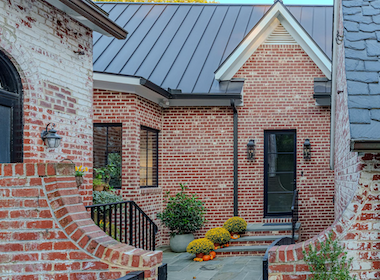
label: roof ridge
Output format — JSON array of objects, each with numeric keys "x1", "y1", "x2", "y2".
[{"x1": 95, "y1": 2, "x2": 333, "y2": 7}]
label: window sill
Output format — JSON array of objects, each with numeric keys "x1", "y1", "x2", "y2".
[{"x1": 140, "y1": 187, "x2": 162, "y2": 195}]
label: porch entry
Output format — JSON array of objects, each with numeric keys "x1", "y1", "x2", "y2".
[{"x1": 264, "y1": 130, "x2": 296, "y2": 217}]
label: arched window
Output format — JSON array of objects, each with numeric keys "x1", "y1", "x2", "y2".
[{"x1": 0, "y1": 51, "x2": 23, "y2": 163}]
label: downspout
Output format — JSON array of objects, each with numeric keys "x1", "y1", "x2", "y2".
[
  {"x1": 231, "y1": 99, "x2": 238, "y2": 216},
  {"x1": 330, "y1": 0, "x2": 340, "y2": 169}
]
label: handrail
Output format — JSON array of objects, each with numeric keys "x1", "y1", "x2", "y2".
[
  {"x1": 291, "y1": 189, "x2": 299, "y2": 243},
  {"x1": 262, "y1": 237, "x2": 294, "y2": 280},
  {"x1": 86, "y1": 200, "x2": 158, "y2": 251}
]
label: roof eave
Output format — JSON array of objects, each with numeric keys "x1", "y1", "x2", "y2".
[{"x1": 45, "y1": 0, "x2": 128, "y2": 39}]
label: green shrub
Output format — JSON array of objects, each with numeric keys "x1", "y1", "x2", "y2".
[
  {"x1": 157, "y1": 183, "x2": 206, "y2": 237},
  {"x1": 93, "y1": 191, "x2": 124, "y2": 205},
  {"x1": 186, "y1": 238, "x2": 214, "y2": 255},
  {"x1": 223, "y1": 217, "x2": 247, "y2": 233},
  {"x1": 205, "y1": 227, "x2": 231, "y2": 244},
  {"x1": 303, "y1": 232, "x2": 356, "y2": 280}
]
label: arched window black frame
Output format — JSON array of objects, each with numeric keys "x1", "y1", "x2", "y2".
[{"x1": 0, "y1": 51, "x2": 23, "y2": 163}]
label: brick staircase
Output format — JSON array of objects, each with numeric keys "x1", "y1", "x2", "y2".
[{"x1": 215, "y1": 222, "x2": 301, "y2": 256}]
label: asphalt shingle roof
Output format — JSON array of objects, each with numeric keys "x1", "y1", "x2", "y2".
[
  {"x1": 93, "y1": 3, "x2": 333, "y2": 95},
  {"x1": 343, "y1": 0, "x2": 380, "y2": 140}
]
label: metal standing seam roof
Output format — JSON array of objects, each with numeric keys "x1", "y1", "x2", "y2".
[
  {"x1": 343, "y1": 0, "x2": 380, "y2": 142},
  {"x1": 93, "y1": 3, "x2": 333, "y2": 95}
]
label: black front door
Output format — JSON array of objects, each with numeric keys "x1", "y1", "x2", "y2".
[{"x1": 264, "y1": 130, "x2": 296, "y2": 217}]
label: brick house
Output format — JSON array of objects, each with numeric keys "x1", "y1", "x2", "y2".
[
  {"x1": 0, "y1": 1, "x2": 163, "y2": 279},
  {"x1": 92, "y1": 0, "x2": 335, "y2": 250}
]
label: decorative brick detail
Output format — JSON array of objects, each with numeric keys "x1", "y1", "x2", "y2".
[{"x1": 0, "y1": 163, "x2": 162, "y2": 279}]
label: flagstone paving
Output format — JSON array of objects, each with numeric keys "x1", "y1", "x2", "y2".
[{"x1": 160, "y1": 246, "x2": 263, "y2": 280}]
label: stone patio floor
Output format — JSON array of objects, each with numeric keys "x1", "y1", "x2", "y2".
[{"x1": 160, "y1": 246, "x2": 263, "y2": 280}]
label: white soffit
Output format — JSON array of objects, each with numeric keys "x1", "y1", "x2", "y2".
[
  {"x1": 93, "y1": 72, "x2": 163, "y2": 104},
  {"x1": 214, "y1": 2, "x2": 332, "y2": 81}
]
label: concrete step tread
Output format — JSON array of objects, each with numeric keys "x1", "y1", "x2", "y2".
[
  {"x1": 229, "y1": 234, "x2": 299, "y2": 242},
  {"x1": 246, "y1": 222, "x2": 301, "y2": 232},
  {"x1": 216, "y1": 245, "x2": 268, "y2": 252}
]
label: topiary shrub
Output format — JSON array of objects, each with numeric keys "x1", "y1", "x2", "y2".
[
  {"x1": 223, "y1": 217, "x2": 247, "y2": 233},
  {"x1": 205, "y1": 227, "x2": 231, "y2": 245},
  {"x1": 303, "y1": 232, "x2": 357, "y2": 280},
  {"x1": 186, "y1": 238, "x2": 214, "y2": 255}
]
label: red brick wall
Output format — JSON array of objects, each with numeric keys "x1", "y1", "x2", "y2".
[
  {"x1": 93, "y1": 90, "x2": 164, "y2": 244},
  {"x1": 94, "y1": 44, "x2": 334, "y2": 244},
  {"x1": 0, "y1": 163, "x2": 162, "y2": 279}
]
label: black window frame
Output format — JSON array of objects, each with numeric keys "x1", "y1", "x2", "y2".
[
  {"x1": 93, "y1": 123, "x2": 122, "y2": 189},
  {"x1": 263, "y1": 129, "x2": 297, "y2": 217},
  {"x1": 140, "y1": 126, "x2": 159, "y2": 188},
  {"x1": 0, "y1": 51, "x2": 23, "y2": 163}
]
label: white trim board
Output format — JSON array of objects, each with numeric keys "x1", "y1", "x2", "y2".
[
  {"x1": 214, "y1": 2, "x2": 332, "y2": 81},
  {"x1": 93, "y1": 72, "x2": 165, "y2": 105}
]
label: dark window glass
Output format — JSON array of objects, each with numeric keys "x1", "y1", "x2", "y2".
[
  {"x1": 0, "y1": 51, "x2": 23, "y2": 163},
  {"x1": 140, "y1": 126, "x2": 158, "y2": 188},
  {"x1": 93, "y1": 124, "x2": 122, "y2": 189}
]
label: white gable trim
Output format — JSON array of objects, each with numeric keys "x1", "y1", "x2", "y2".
[{"x1": 215, "y1": 2, "x2": 332, "y2": 81}]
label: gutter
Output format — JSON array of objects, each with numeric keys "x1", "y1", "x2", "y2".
[
  {"x1": 140, "y1": 78, "x2": 172, "y2": 99},
  {"x1": 231, "y1": 100, "x2": 239, "y2": 217},
  {"x1": 46, "y1": 0, "x2": 128, "y2": 39},
  {"x1": 330, "y1": 0, "x2": 340, "y2": 169},
  {"x1": 350, "y1": 140, "x2": 380, "y2": 152}
]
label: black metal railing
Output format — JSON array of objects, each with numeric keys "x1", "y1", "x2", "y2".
[
  {"x1": 291, "y1": 189, "x2": 299, "y2": 243},
  {"x1": 116, "y1": 264, "x2": 167, "y2": 280},
  {"x1": 86, "y1": 201, "x2": 158, "y2": 251},
  {"x1": 262, "y1": 237, "x2": 294, "y2": 280}
]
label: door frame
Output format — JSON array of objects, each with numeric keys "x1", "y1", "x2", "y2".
[{"x1": 263, "y1": 129, "x2": 297, "y2": 217}]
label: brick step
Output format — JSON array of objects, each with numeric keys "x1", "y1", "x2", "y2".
[{"x1": 215, "y1": 245, "x2": 268, "y2": 254}]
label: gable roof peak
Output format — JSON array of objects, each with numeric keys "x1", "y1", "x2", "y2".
[{"x1": 214, "y1": 1, "x2": 332, "y2": 81}]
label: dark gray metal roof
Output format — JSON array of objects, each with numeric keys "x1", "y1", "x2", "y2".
[
  {"x1": 93, "y1": 3, "x2": 333, "y2": 95},
  {"x1": 343, "y1": 0, "x2": 380, "y2": 141}
]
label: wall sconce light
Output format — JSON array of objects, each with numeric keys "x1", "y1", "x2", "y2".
[
  {"x1": 247, "y1": 139, "x2": 255, "y2": 160},
  {"x1": 41, "y1": 123, "x2": 62, "y2": 148},
  {"x1": 303, "y1": 139, "x2": 311, "y2": 160}
]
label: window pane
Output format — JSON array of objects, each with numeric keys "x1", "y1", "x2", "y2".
[
  {"x1": 0, "y1": 105, "x2": 11, "y2": 163},
  {"x1": 93, "y1": 124, "x2": 122, "y2": 189},
  {"x1": 140, "y1": 127, "x2": 158, "y2": 187}
]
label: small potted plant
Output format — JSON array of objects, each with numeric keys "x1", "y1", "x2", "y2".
[
  {"x1": 205, "y1": 227, "x2": 231, "y2": 249},
  {"x1": 223, "y1": 217, "x2": 247, "y2": 239},
  {"x1": 186, "y1": 238, "x2": 214, "y2": 261},
  {"x1": 75, "y1": 165, "x2": 88, "y2": 187},
  {"x1": 157, "y1": 183, "x2": 206, "y2": 252},
  {"x1": 93, "y1": 165, "x2": 115, "y2": 191}
]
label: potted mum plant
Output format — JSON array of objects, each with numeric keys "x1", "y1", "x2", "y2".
[
  {"x1": 205, "y1": 227, "x2": 231, "y2": 249},
  {"x1": 186, "y1": 238, "x2": 215, "y2": 261},
  {"x1": 157, "y1": 183, "x2": 206, "y2": 252},
  {"x1": 223, "y1": 217, "x2": 247, "y2": 239}
]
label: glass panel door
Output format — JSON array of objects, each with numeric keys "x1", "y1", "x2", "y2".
[{"x1": 264, "y1": 130, "x2": 296, "y2": 216}]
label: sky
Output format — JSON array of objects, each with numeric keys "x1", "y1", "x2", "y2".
[{"x1": 217, "y1": 0, "x2": 333, "y2": 4}]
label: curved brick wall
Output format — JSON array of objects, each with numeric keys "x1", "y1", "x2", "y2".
[
  {"x1": 268, "y1": 158, "x2": 380, "y2": 280},
  {"x1": 0, "y1": 163, "x2": 162, "y2": 280}
]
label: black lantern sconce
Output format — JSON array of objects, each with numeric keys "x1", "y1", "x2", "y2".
[
  {"x1": 303, "y1": 139, "x2": 311, "y2": 160},
  {"x1": 41, "y1": 123, "x2": 62, "y2": 148},
  {"x1": 247, "y1": 139, "x2": 255, "y2": 160}
]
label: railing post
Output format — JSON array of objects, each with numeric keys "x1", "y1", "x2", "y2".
[{"x1": 129, "y1": 202, "x2": 133, "y2": 246}]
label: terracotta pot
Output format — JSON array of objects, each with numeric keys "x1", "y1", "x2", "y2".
[
  {"x1": 93, "y1": 184, "x2": 104, "y2": 192},
  {"x1": 75, "y1": 176, "x2": 83, "y2": 187},
  {"x1": 196, "y1": 253, "x2": 205, "y2": 258}
]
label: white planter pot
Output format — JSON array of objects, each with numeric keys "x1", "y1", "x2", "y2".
[{"x1": 169, "y1": 233, "x2": 194, "y2": 253}]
